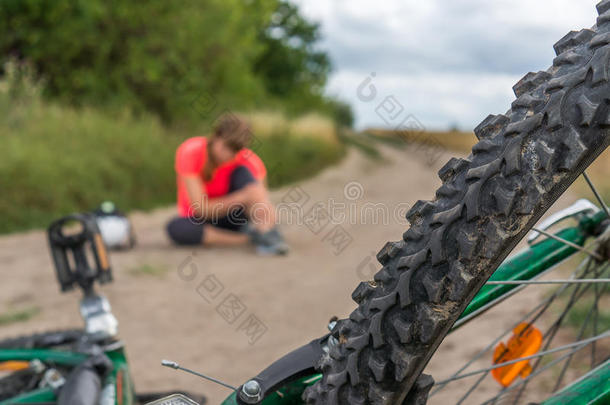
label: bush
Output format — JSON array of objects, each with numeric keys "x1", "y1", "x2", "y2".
[
  {"x1": 257, "y1": 133, "x2": 344, "y2": 188},
  {"x1": 0, "y1": 84, "x2": 181, "y2": 233}
]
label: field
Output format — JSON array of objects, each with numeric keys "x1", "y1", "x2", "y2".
[{"x1": 367, "y1": 128, "x2": 610, "y2": 202}]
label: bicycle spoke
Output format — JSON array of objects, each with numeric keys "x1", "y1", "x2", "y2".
[
  {"x1": 430, "y1": 258, "x2": 592, "y2": 398},
  {"x1": 455, "y1": 372, "x2": 487, "y2": 405},
  {"x1": 530, "y1": 227, "x2": 604, "y2": 261},
  {"x1": 510, "y1": 261, "x2": 607, "y2": 404},
  {"x1": 590, "y1": 275, "x2": 603, "y2": 368},
  {"x1": 583, "y1": 171, "x2": 610, "y2": 220},
  {"x1": 432, "y1": 332, "x2": 610, "y2": 384},
  {"x1": 552, "y1": 279, "x2": 608, "y2": 391},
  {"x1": 482, "y1": 341, "x2": 595, "y2": 405},
  {"x1": 452, "y1": 259, "x2": 574, "y2": 330},
  {"x1": 430, "y1": 297, "x2": 553, "y2": 397},
  {"x1": 431, "y1": 251, "x2": 609, "y2": 403},
  {"x1": 430, "y1": 280, "x2": 566, "y2": 396}
]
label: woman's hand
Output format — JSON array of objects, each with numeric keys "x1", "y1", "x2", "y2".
[{"x1": 183, "y1": 174, "x2": 269, "y2": 221}]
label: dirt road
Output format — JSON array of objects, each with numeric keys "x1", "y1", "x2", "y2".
[{"x1": 0, "y1": 144, "x2": 578, "y2": 404}]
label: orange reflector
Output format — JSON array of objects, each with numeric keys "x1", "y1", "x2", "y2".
[
  {"x1": 491, "y1": 322, "x2": 542, "y2": 387},
  {"x1": 0, "y1": 361, "x2": 30, "y2": 372}
]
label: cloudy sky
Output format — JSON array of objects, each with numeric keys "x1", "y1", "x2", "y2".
[{"x1": 293, "y1": 0, "x2": 599, "y2": 130}]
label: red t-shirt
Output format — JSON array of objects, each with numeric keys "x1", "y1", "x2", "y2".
[{"x1": 175, "y1": 136, "x2": 266, "y2": 217}]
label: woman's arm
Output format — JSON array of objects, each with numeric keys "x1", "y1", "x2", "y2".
[
  {"x1": 182, "y1": 174, "x2": 257, "y2": 219},
  {"x1": 182, "y1": 175, "x2": 207, "y2": 217}
]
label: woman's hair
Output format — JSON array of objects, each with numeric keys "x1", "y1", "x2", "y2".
[
  {"x1": 204, "y1": 114, "x2": 252, "y2": 181},
  {"x1": 212, "y1": 114, "x2": 252, "y2": 152}
]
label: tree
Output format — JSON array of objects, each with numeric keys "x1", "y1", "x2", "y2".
[
  {"x1": 253, "y1": 1, "x2": 331, "y2": 106},
  {"x1": 0, "y1": 0, "x2": 351, "y2": 125},
  {"x1": 0, "y1": 0, "x2": 272, "y2": 122}
]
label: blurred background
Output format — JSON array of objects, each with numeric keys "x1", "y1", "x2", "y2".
[
  {"x1": 0, "y1": 0, "x2": 607, "y2": 233},
  {"x1": 0, "y1": 1, "x2": 609, "y2": 404}
]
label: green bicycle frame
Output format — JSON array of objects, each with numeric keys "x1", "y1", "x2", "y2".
[
  {"x1": 542, "y1": 361, "x2": 610, "y2": 405},
  {"x1": 222, "y1": 210, "x2": 609, "y2": 405},
  {"x1": 0, "y1": 345, "x2": 136, "y2": 405}
]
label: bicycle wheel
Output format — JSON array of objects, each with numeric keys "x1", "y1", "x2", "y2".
[{"x1": 304, "y1": 2, "x2": 610, "y2": 404}]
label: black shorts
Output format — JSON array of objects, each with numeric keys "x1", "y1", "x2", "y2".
[{"x1": 166, "y1": 165, "x2": 255, "y2": 245}]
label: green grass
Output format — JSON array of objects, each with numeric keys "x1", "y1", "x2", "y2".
[
  {"x1": 259, "y1": 133, "x2": 346, "y2": 187},
  {"x1": 0, "y1": 306, "x2": 41, "y2": 326},
  {"x1": 128, "y1": 264, "x2": 169, "y2": 277},
  {"x1": 0, "y1": 84, "x2": 345, "y2": 234},
  {"x1": 0, "y1": 90, "x2": 182, "y2": 233}
]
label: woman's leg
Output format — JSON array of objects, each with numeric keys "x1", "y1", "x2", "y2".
[
  {"x1": 204, "y1": 226, "x2": 249, "y2": 246},
  {"x1": 240, "y1": 182, "x2": 275, "y2": 232},
  {"x1": 224, "y1": 166, "x2": 286, "y2": 254},
  {"x1": 166, "y1": 217, "x2": 203, "y2": 245},
  {"x1": 166, "y1": 217, "x2": 248, "y2": 246},
  {"x1": 221, "y1": 165, "x2": 276, "y2": 231}
]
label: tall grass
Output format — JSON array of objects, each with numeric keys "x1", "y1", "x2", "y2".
[
  {"x1": 1, "y1": 103, "x2": 181, "y2": 233},
  {"x1": 257, "y1": 133, "x2": 344, "y2": 188},
  {"x1": 289, "y1": 113, "x2": 338, "y2": 143},
  {"x1": 0, "y1": 65, "x2": 345, "y2": 234},
  {"x1": 245, "y1": 111, "x2": 338, "y2": 143},
  {"x1": 243, "y1": 111, "x2": 344, "y2": 187}
]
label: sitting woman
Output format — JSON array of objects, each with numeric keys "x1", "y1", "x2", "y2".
[{"x1": 166, "y1": 114, "x2": 288, "y2": 255}]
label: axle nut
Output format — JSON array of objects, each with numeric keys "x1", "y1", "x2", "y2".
[{"x1": 240, "y1": 380, "x2": 262, "y2": 403}]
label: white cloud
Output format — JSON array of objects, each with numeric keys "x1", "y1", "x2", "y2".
[
  {"x1": 293, "y1": 0, "x2": 599, "y2": 130},
  {"x1": 329, "y1": 70, "x2": 516, "y2": 130}
]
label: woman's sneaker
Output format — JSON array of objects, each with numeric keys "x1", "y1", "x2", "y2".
[{"x1": 248, "y1": 227, "x2": 289, "y2": 256}]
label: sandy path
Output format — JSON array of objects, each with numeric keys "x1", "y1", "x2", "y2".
[{"x1": 0, "y1": 144, "x2": 578, "y2": 404}]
